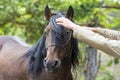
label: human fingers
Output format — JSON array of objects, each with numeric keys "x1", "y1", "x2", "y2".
[
  {"x1": 56, "y1": 22, "x2": 64, "y2": 26},
  {"x1": 56, "y1": 17, "x2": 64, "y2": 23},
  {"x1": 56, "y1": 18, "x2": 63, "y2": 26}
]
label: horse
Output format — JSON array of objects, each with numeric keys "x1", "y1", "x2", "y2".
[{"x1": 0, "y1": 6, "x2": 79, "y2": 80}]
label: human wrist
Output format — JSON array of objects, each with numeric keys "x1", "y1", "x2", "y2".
[
  {"x1": 70, "y1": 24, "x2": 79, "y2": 30},
  {"x1": 94, "y1": 28, "x2": 101, "y2": 33}
]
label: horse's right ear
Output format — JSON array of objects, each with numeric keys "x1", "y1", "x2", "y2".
[
  {"x1": 45, "y1": 5, "x2": 52, "y2": 21},
  {"x1": 66, "y1": 6, "x2": 74, "y2": 20}
]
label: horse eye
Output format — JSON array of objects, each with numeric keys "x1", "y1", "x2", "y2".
[
  {"x1": 66, "y1": 31, "x2": 71, "y2": 35},
  {"x1": 44, "y1": 29, "x2": 49, "y2": 35},
  {"x1": 45, "y1": 32, "x2": 48, "y2": 37},
  {"x1": 67, "y1": 32, "x2": 69, "y2": 34}
]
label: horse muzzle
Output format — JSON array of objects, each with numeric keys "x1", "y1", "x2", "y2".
[{"x1": 43, "y1": 58, "x2": 60, "y2": 73}]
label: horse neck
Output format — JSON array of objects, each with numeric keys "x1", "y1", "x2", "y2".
[
  {"x1": 61, "y1": 57, "x2": 72, "y2": 71},
  {"x1": 61, "y1": 41, "x2": 73, "y2": 71},
  {"x1": 58, "y1": 57, "x2": 73, "y2": 80}
]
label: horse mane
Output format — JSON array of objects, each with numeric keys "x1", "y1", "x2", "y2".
[
  {"x1": 71, "y1": 36, "x2": 79, "y2": 68},
  {"x1": 25, "y1": 13, "x2": 79, "y2": 78},
  {"x1": 25, "y1": 34, "x2": 46, "y2": 77}
]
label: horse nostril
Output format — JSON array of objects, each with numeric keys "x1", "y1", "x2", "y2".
[
  {"x1": 52, "y1": 60, "x2": 58, "y2": 68},
  {"x1": 43, "y1": 59, "x2": 59, "y2": 69}
]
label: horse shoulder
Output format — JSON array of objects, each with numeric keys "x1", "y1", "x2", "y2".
[{"x1": 0, "y1": 36, "x2": 31, "y2": 80}]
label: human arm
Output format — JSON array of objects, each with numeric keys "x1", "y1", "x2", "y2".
[
  {"x1": 73, "y1": 26, "x2": 120, "y2": 58},
  {"x1": 56, "y1": 17, "x2": 120, "y2": 58},
  {"x1": 86, "y1": 27, "x2": 120, "y2": 40}
]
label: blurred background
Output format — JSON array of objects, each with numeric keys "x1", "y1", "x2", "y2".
[{"x1": 0, "y1": 0, "x2": 120, "y2": 80}]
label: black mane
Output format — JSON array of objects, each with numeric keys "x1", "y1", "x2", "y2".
[
  {"x1": 26, "y1": 34, "x2": 46, "y2": 77},
  {"x1": 26, "y1": 13, "x2": 79, "y2": 78}
]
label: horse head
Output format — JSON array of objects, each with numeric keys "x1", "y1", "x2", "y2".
[{"x1": 43, "y1": 6, "x2": 78, "y2": 73}]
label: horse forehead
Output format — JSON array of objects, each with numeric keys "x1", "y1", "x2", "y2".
[{"x1": 50, "y1": 18, "x2": 66, "y2": 34}]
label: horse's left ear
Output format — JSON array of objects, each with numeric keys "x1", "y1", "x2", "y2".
[
  {"x1": 66, "y1": 6, "x2": 74, "y2": 20},
  {"x1": 45, "y1": 5, "x2": 52, "y2": 21}
]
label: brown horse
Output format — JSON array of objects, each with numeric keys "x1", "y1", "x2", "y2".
[{"x1": 0, "y1": 6, "x2": 79, "y2": 80}]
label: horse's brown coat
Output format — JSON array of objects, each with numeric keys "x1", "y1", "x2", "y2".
[{"x1": 0, "y1": 36, "x2": 30, "y2": 80}]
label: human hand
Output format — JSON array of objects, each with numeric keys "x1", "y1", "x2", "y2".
[{"x1": 56, "y1": 17, "x2": 77, "y2": 30}]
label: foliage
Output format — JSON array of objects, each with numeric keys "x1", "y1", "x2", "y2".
[
  {"x1": 107, "y1": 58, "x2": 119, "y2": 66},
  {"x1": 96, "y1": 71, "x2": 115, "y2": 80},
  {"x1": 1, "y1": 0, "x2": 120, "y2": 43}
]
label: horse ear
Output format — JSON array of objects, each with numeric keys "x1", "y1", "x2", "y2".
[
  {"x1": 45, "y1": 5, "x2": 52, "y2": 21},
  {"x1": 66, "y1": 6, "x2": 74, "y2": 20}
]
